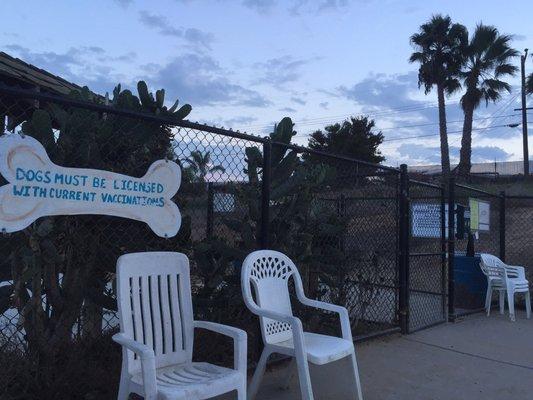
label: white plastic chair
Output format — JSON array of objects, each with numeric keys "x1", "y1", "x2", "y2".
[
  {"x1": 113, "y1": 252, "x2": 247, "y2": 400},
  {"x1": 479, "y1": 253, "x2": 531, "y2": 321},
  {"x1": 241, "y1": 250, "x2": 363, "y2": 400}
]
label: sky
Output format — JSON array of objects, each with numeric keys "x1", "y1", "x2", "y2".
[{"x1": 1, "y1": 0, "x2": 532, "y2": 167}]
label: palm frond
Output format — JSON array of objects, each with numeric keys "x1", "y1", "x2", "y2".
[
  {"x1": 209, "y1": 165, "x2": 226, "y2": 173},
  {"x1": 460, "y1": 23, "x2": 518, "y2": 110}
]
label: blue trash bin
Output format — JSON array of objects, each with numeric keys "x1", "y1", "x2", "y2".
[{"x1": 454, "y1": 254, "x2": 488, "y2": 309}]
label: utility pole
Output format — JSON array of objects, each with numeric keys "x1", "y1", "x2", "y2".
[{"x1": 521, "y1": 49, "x2": 529, "y2": 177}]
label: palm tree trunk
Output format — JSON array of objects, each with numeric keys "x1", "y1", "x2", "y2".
[
  {"x1": 458, "y1": 101, "x2": 474, "y2": 176},
  {"x1": 437, "y1": 84, "x2": 451, "y2": 176}
]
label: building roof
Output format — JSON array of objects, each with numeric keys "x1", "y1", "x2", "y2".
[{"x1": 0, "y1": 51, "x2": 83, "y2": 95}]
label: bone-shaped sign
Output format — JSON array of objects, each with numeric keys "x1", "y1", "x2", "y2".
[{"x1": 0, "y1": 134, "x2": 181, "y2": 237}]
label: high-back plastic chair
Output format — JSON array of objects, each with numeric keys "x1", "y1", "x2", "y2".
[
  {"x1": 241, "y1": 250, "x2": 363, "y2": 400},
  {"x1": 479, "y1": 253, "x2": 531, "y2": 321},
  {"x1": 113, "y1": 252, "x2": 247, "y2": 400}
]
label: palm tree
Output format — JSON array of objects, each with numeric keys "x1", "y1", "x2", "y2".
[
  {"x1": 184, "y1": 150, "x2": 225, "y2": 182},
  {"x1": 409, "y1": 15, "x2": 467, "y2": 176},
  {"x1": 527, "y1": 72, "x2": 533, "y2": 94},
  {"x1": 456, "y1": 24, "x2": 518, "y2": 175}
]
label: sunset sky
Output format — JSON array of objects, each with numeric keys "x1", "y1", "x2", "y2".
[{"x1": 2, "y1": 0, "x2": 532, "y2": 166}]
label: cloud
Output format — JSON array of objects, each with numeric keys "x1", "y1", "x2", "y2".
[
  {"x1": 144, "y1": 54, "x2": 271, "y2": 107},
  {"x1": 111, "y1": 51, "x2": 137, "y2": 62},
  {"x1": 113, "y1": 0, "x2": 133, "y2": 8},
  {"x1": 397, "y1": 143, "x2": 511, "y2": 165},
  {"x1": 139, "y1": 11, "x2": 183, "y2": 37},
  {"x1": 397, "y1": 144, "x2": 442, "y2": 164},
  {"x1": 4, "y1": 45, "x2": 123, "y2": 94},
  {"x1": 138, "y1": 11, "x2": 214, "y2": 49},
  {"x1": 319, "y1": 102, "x2": 329, "y2": 109},
  {"x1": 337, "y1": 71, "x2": 468, "y2": 128},
  {"x1": 279, "y1": 107, "x2": 297, "y2": 113},
  {"x1": 224, "y1": 116, "x2": 258, "y2": 127},
  {"x1": 316, "y1": 0, "x2": 351, "y2": 12},
  {"x1": 253, "y1": 56, "x2": 317, "y2": 86},
  {"x1": 242, "y1": 0, "x2": 277, "y2": 13},
  {"x1": 291, "y1": 96, "x2": 306, "y2": 105},
  {"x1": 183, "y1": 28, "x2": 215, "y2": 49},
  {"x1": 471, "y1": 146, "x2": 512, "y2": 163},
  {"x1": 289, "y1": 0, "x2": 352, "y2": 15},
  {"x1": 338, "y1": 71, "x2": 422, "y2": 110},
  {"x1": 240, "y1": 0, "x2": 352, "y2": 15}
]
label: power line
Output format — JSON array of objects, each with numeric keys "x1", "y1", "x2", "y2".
[
  {"x1": 447, "y1": 93, "x2": 520, "y2": 148},
  {"x1": 242, "y1": 95, "x2": 519, "y2": 133},
  {"x1": 377, "y1": 113, "x2": 521, "y2": 132},
  {"x1": 293, "y1": 113, "x2": 521, "y2": 141},
  {"x1": 239, "y1": 100, "x2": 462, "y2": 130},
  {"x1": 382, "y1": 123, "x2": 521, "y2": 143}
]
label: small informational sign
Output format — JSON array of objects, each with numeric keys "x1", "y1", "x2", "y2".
[
  {"x1": 0, "y1": 134, "x2": 181, "y2": 237},
  {"x1": 213, "y1": 192, "x2": 235, "y2": 213},
  {"x1": 411, "y1": 203, "x2": 442, "y2": 238},
  {"x1": 469, "y1": 198, "x2": 490, "y2": 232}
]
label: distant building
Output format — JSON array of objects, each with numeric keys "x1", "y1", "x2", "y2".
[{"x1": 409, "y1": 160, "x2": 533, "y2": 177}]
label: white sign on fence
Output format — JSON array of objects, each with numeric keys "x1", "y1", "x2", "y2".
[
  {"x1": 0, "y1": 134, "x2": 182, "y2": 237},
  {"x1": 411, "y1": 203, "x2": 442, "y2": 238},
  {"x1": 469, "y1": 198, "x2": 490, "y2": 232}
]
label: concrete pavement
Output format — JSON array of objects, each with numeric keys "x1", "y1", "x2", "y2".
[{"x1": 220, "y1": 311, "x2": 533, "y2": 399}]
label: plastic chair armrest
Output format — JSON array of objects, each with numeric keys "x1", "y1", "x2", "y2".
[
  {"x1": 193, "y1": 321, "x2": 247, "y2": 373},
  {"x1": 113, "y1": 333, "x2": 157, "y2": 398},
  {"x1": 506, "y1": 265, "x2": 527, "y2": 280},
  {"x1": 298, "y1": 297, "x2": 352, "y2": 341}
]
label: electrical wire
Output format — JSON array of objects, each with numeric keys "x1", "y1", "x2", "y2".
[{"x1": 381, "y1": 123, "x2": 521, "y2": 143}]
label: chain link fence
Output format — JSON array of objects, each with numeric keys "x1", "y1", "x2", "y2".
[
  {"x1": 504, "y1": 196, "x2": 533, "y2": 284},
  {"x1": 5, "y1": 85, "x2": 527, "y2": 400},
  {"x1": 0, "y1": 86, "x2": 410, "y2": 399}
]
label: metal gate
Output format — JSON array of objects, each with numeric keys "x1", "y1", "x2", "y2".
[{"x1": 407, "y1": 179, "x2": 447, "y2": 332}]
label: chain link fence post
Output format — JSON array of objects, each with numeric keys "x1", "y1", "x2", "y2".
[
  {"x1": 447, "y1": 176, "x2": 456, "y2": 321},
  {"x1": 440, "y1": 184, "x2": 447, "y2": 319},
  {"x1": 206, "y1": 182, "x2": 214, "y2": 239},
  {"x1": 260, "y1": 139, "x2": 271, "y2": 249},
  {"x1": 398, "y1": 164, "x2": 410, "y2": 334},
  {"x1": 499, "y1": 191, "x2": 506, "y2": 262}
]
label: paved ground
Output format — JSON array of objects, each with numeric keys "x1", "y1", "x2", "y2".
[{"x1": 220, "y1": 311, "x2": 533, "y2": 399}]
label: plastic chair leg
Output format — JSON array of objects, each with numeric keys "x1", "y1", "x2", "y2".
[
  {"x1": 507, "y1": 290, "x2": 516, "y2": 321},
  {"x1": 485, "y1": 286, "x2": 492, "y2": 316},
  {"x1": 350, "y1": 352, "x2": 364, "y2": 400},
  {"x1": 117, "y1": 370, "x2": 130, "y2": 400},
  {"x1": 526, "y1": 291, "x2": 531, "y2": 319},
  {"x1": 237, "y1": 382, "x2": 247, "y2": 400},
  {"x1": 499, "y1": 291, "x2": 505, "y2": 315},
  {"x1": 248, "y1": 348, "x2": 270, "y2": 400},
  {"x1": 279, "y1": 358, "x2": 296, "y2": 390},
  {"x1": 295, "y1": 350, "x2": 314, "y2": 400}
]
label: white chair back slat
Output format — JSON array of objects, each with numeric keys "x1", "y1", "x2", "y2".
[
  {"x1": 116, "y1": 252, "x2": 193, "y2": 376},
  {"x1": 140, "y1": 275, "x2": 154, "y2": 353},
  {"x1": 169, "y1": 273, "x2": 184, "y2": 352},
  {"x1": 242, "y1": 250, "x2": 298, "y2": 344},
  {"x1": 150, "y1": 275, "x2": 164, "y2": 355},
  {"x1": 131, "y1": 277, "x2": 143, "y2": 352},
  {"x1": 159, "y1": 275, "x2": 174, "y2": 355}
]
